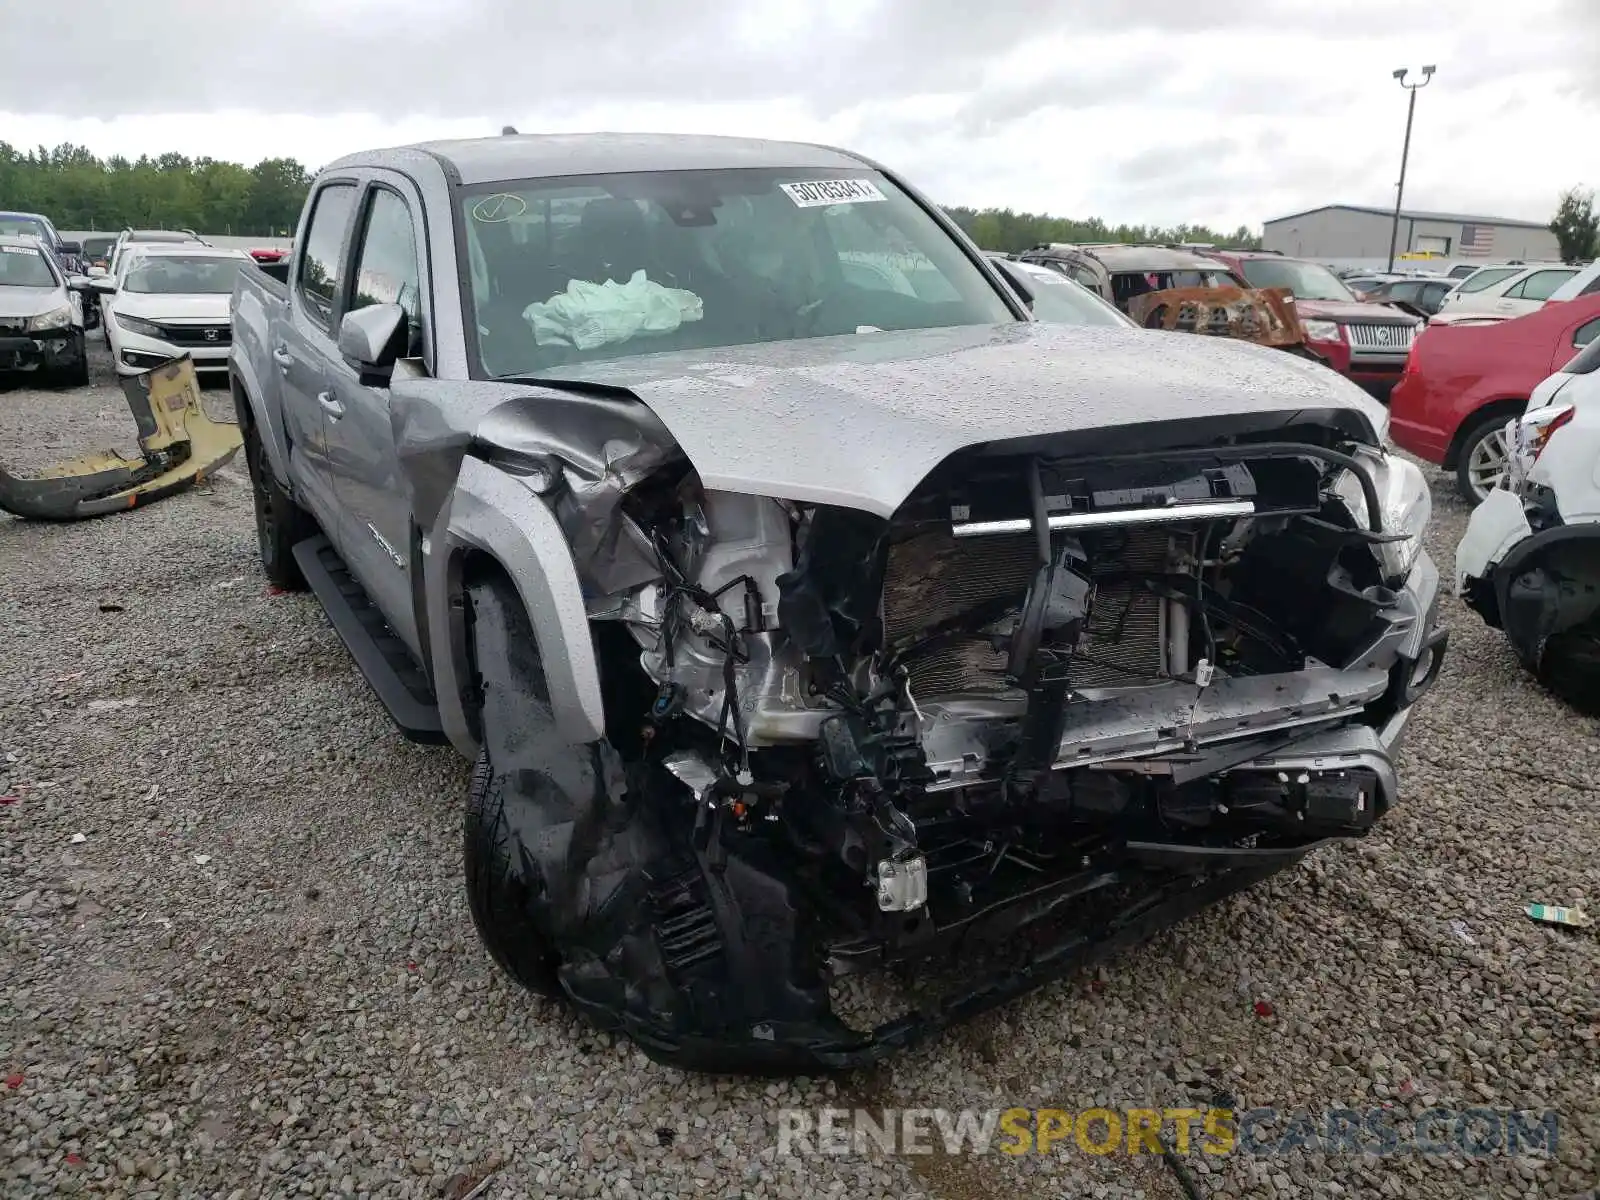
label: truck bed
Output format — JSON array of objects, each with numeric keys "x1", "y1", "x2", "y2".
[{"x1": 244, "y1": 257, "x2": 291, "y2": 295}]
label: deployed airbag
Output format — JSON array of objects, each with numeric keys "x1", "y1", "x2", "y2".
[{"x1": 524, "y1": 270, "x2": 703, "y2": 351}]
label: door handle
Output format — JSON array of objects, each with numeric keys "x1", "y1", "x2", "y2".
[
  {"x1": 271, "y1": 347, "x2": 293, "y2": 372},
  {"x1": 317, "y1": 390, "x2": 345, "y2": 419}
]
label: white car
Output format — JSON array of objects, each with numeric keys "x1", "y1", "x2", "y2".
[
  {"x1": 106, "y1": 228, "x2": 206, "y2": 280},
  {"x1": 1435, "y1": 263, "x2": 1580, "y2": 320},
  {"x1": 97, "y1": 245, "x2": 250, "y2": 377},
  {"x1": 1456, "y1": 334, "x2": 1600, "y2": 712}
]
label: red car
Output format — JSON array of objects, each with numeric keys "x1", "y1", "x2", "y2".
[
  {"x1": 248, "y1": 247, "x2": 288, "y2": 264},
  {"x1": 1388, "y1": 293, "x2": 1600, "y2": 502},
  {"x1": 1205, "y1": 250, "x2": 1422, "y2": 398}
]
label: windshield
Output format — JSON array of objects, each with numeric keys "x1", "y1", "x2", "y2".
[
  {"x1": 1456, "y1": 266, "x2": 1517, "y2": 293},
  {"x1": 0, "y1": 215, "x2": 49, "y2": 242},
  {"x1": 0, "y1": 245, "x2": 57, "y2": 287},
  {"x1": 123, "y1": 255, "x2": 244, "y2": 294},
  {"x1": 1011, "y1": 265, "x2": 1129, "y2": 326},
  {"x1": 458, "y1": 167, "x2": 1015, "y2": 377},
  {"x1": 1238, "y1": 258, "x2": 1355, "y2": 301}
]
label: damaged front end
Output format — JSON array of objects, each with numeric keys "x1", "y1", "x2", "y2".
[
  {"x1": 1126, "y1": 284, "x2": 1312, "y2": 353},
  {"x1": 0, "y1": 355, "x2": 241, "y2": 520},
  {"x1": 454, "y1": 394, "x2": 1445, "y2": 1073}
]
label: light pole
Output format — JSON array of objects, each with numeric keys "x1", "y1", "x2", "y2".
[{"x1": 1386, "y1": 64, "x2": 1436, "y2": 272}]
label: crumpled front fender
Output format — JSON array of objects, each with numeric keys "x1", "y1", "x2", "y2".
[{"x1": 426, "y1": 455, "x2": 607, "y2": 755}]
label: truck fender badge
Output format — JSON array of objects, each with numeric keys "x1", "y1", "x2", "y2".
[{"x1": 367, "y1": 523, "x2": 405, "y2": 569}]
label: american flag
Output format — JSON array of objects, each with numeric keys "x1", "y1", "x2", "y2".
[{"x1": 1459, "y1": 224, "x2": 1497, "y2": 257}]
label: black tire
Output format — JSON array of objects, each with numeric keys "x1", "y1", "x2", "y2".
[
  {"x1": 57, "y1": 352, "x2": 89, "y2": 389},
  {"x1": 240, "y1": 411, "x2": 314, "y2": 590},
  {"x1": 463, "y1": 748, "x2": 564, "y2": 999},
  {"x1": 1535, "y1": 623, "x2": 1600, "y2": 717},
  {"x1": 1454, "y1": 410, "x2": 1517, "y2": 505}
]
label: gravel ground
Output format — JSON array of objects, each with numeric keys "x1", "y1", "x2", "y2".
[{"x1": 2, "y1": 347, "x2": 1597, "y2": 1199}]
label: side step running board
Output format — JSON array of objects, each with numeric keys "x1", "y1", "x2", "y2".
[{"x1": 292, "y1": 535, "x2": 447, "y2": 744}]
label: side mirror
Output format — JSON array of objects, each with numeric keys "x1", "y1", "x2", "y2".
[
  {"x1": 87, "y1": 265, "x2": 108, "y2": 278},
  {"x1": 57, "y1": 241, "x2": 82, "y2": 256},
  {"x1": 337, "y1": 303, "x2": 407, "y2": 383},
  {"x1": 88, "y1": 277, "x2": 118, "y2": 294}
]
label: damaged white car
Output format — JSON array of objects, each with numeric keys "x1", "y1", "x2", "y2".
[
  {"x1": 230, "y1": 133, "x2": 1448, "y2": 1072},
  {"x1": 1457, "y1": 336, "x2": 1600, "y2": 712}
]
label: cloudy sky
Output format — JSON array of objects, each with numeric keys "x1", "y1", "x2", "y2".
[{"x1": 5, "y1": 0, "x2": 1598, "y2": 230}]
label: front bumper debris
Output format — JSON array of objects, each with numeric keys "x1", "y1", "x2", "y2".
[{"x1": 0, "y1": 354, "x2": 242, "y2": 520}]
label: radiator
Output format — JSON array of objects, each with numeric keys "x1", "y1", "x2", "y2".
[{"x1": 883, "y1": 526, "x2": 1169, "y2": 697}]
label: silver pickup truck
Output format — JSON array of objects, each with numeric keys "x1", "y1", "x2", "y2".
[{"x1": 229, "y1": 132, "x2": 1447, "y2": 1073}]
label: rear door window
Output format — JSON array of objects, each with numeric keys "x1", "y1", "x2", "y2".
[{"x1": 296, "y1": 182, "x2": 359, "y2": 330}]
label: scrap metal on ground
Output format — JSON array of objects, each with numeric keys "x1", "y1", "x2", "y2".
[{"x1": 0, "y1": 354, "x2": 241, "y2": 520}]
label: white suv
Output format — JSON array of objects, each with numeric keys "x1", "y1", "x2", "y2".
[
  {"x1": 1434, "y1": 263, "x2": 1580, "y2": 322},
  {"x1": 1456, "y1": 334, "x2": 1600, "y2": 711}
]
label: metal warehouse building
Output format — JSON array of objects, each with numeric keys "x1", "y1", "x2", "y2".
[{"x1": 1262, "y1": 204, "x2": 1560, "y2": 266}]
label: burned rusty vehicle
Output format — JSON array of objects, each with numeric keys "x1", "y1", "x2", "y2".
[
  {"x1": 230, "y1": 133, "x2": 1447, "y2": 1072},
  {"x1": 0, "y1": 354, "x2": 240, "y2": 520},
  {"x1": 1015, "y1": 243, "x2": 1314, "y2": 352}
]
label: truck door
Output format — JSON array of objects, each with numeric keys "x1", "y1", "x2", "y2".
[
  {"x1": 320, "y1": 179, "x2": 429, "y2": 658},
  {"x1": 277, "y1": 180, "x2": 360, "y2": 543}
]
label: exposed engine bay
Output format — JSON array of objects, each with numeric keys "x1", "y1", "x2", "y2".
[{"x1": 461, "y1": 420, "x2": 1447, "y2": 1072}]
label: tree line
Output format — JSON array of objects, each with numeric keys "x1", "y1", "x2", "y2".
[
  {"x1": 942, "y1": 206, "x2": 1261, "y2": 253},
  {"x1": 5, "y1": 141, "x2": 1592, "y2": 262},
  {"x1": 3, "y1": 141, "x2": 1268, "y2": 249},
  {"x1": 0, "y1": 143, "x2": 311, "y2": 236}
]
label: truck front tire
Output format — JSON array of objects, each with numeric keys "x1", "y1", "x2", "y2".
[
  {"x1": 463, "y1": 749, "x2": 564, "y2": 999},
  {"x1": 240, "y1": 410, "x2": 314, "y2": 590},
  {"x1": 462, "y1": 571, "x2": 567, "y2": 1000}
]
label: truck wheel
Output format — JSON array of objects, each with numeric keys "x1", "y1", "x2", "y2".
[
  {"x1": 240, "y1": 413, "x2": 313, "y2": 590},
  {"x1": 463, "y1": 748, "x2": 564, "y2": 999},
  {"x1": 1455, "y1": 411, "x2": 1516, "y2": 504}
]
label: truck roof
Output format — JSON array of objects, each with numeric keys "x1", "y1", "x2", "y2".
[
  {"x1": 327, "y1": 131, "x2": 875, "y2": 186},
  {"x1": 1026, "y1": 244, "x2": 1226, "y2": 272}
]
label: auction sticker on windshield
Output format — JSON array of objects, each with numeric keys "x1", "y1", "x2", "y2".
[{"x1": 780, "y1": 179, "x2": 887, "y2": 208}]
